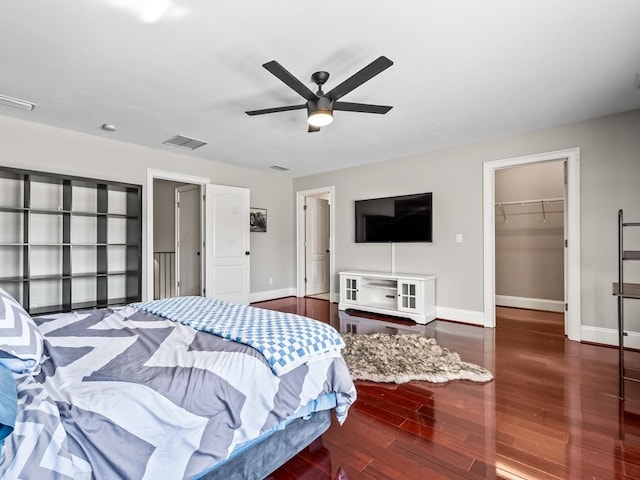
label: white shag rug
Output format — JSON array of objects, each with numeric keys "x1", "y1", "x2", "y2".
[{"x1": 342, "y1": 332, "x2": 494, "y2": 384}]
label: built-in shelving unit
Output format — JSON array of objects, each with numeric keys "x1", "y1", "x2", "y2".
[
  {"x1": 0, "y1": 166, "x2": 142, "y2": 315},
  {"x1": 614, "y1": 209, "x2": 640, "y2": 400},
  {"x1": 339, "y1": 270, "x2": 436, "y2": 324}
]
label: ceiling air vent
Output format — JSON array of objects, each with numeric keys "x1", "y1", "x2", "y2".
[
  {"x1": 163, "y1": 134, "x2": 208, "y2": 150},
  {"x1": 270, "y1": 165, "x2": 290, "y2": 172}
]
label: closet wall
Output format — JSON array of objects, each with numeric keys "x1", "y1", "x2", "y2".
[
  {"x1": 495, "y1": 161, "x2": 565, "y2": 309},
  {"x1": 153, "y1": 179, "x2": 188, "y2": 252}
]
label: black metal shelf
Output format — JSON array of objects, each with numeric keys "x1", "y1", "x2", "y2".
[
  {"x1": 615, "y1": 209, "x2": 640, "y2": 401},
  {"x1": 613, "y1": 283, "x2": 640, "y2": 299},
  {"x1": 622, "y1": 251, "x2": 640, "y2": 261}
]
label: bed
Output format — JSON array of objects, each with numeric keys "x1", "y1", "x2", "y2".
[{"x1": 0, "y1": 289, "x2": 356, "y2": 479}]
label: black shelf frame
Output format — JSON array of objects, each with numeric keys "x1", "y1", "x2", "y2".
[
  {"x1": 614, "y1": 209, "x2": 640, "y2": 400},
  {"x1": 0, "y1": 166, "x2": 142, "y2": 315}
]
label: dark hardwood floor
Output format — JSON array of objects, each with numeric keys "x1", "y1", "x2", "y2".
[{"x1": 256, "y1": 297, "x2": 640, "y2": 479}]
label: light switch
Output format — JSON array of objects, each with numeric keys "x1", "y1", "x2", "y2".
[{"x1": 456, "y1": 233, "x2": 463, "y2": 243}]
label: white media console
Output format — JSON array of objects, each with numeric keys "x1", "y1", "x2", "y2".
[{"x1": 338, "y1": 270, "x2": 436, "y2": 324}]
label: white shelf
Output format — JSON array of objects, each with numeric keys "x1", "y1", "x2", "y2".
[{"x1": 364, "y1": 281, "x2": 397, "y2": 290}]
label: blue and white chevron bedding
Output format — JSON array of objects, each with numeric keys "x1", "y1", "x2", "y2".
[
  {"x1": 134, "y1": 296, "x2": 345, "y2": 376},
  {"x1": 0, "y1": 305, "x2": 356, "y2": 480}
]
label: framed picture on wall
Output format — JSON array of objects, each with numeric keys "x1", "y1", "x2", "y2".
[{"x1": 250, "y1": 208, "x2": 267, "y2": 232}]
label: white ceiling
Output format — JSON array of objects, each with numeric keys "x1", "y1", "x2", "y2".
[{"x1": 1, "y1": 1, "x2": 639, "y2": 177}]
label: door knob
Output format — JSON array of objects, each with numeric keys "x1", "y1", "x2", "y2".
[{"x1": 245, "y1": 251, "x2": 250, "y2": 255}]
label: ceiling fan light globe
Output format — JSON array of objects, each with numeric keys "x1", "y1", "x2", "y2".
[{"x1": 308, "y1": 111, "x2": 333, "y2": 127}]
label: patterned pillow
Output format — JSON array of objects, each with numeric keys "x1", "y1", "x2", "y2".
[{"x1": 0, "y1": 288, "x2": 44, "y2": 373}]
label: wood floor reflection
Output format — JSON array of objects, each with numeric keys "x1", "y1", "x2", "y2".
[{"x1": 257, "y1": 297, "x2": 640, "y2": 479}]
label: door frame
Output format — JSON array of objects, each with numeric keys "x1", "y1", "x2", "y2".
[
  {"x1": 304, "y1": 196, "x2": 331, "y2": 296},
  {"x1": 175, "y1": 184, "x2": 202, "y2": 297},
  {"x1": 482, "y1": 148, "x2": 581, "y2": 341},
  {"x1": 145, "y1": 169, "x2": 209, "y2": 301},
  {"x1": 296, "y1": 186, "x2": 335, "y2": 301}
]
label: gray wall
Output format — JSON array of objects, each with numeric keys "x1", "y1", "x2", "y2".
[
  {"x1": 2, "y1": 108, "x2": 639, "y2": 332},
  {"x1": 0, "y1": 114, "x2": 294, "y2": 299},
  {"x1": 495, "y1": 161, "x2": 565, "y2": 302},
  {"x1": 294, "y1": 109, "x2": 640, "y2": 331},
  {"x1": 153, "y1": 179, "x2": 188, "y2": 253}
]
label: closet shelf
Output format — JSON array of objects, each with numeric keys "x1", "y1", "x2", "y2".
[
  {"x1": 496, "y1": 197, "x2": 564, "y2": 223},
  {"x1": 494, "y1": 197, "x2": 564, "y2": 207}
]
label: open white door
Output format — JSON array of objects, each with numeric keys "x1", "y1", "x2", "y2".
[
  {"x1": 204, "y1": 184, "x2": 250, "y2": 304},
  {"x1": 563, "y1": 160, "x2": 569, "y2": 335},
  {"x1": 305, "y1": 197, "x2": 330, "y2": 295},
  {"x1": 175, "y1": 185, "x2": 202, "y2": 296}
]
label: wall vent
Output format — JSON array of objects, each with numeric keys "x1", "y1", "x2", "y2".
[
  {"x1": 163, "y1": 134, "x2": 208, "y2": 150},
  {"x1": 270, "y1": 165, "x2": 290, "y2": 171},
  {"x1": 0, "y1": 94, "x2": 36, "y2": 111}
]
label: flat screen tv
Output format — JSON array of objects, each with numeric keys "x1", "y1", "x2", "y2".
[{"x1": 355, "y1": 192, "x2": 433, "y2": 243}]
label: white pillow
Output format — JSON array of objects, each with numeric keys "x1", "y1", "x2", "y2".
[{"x1": 0, "y1": 288, "x2": 44, "y2": 373}]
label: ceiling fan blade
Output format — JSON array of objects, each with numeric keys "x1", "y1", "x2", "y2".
[
  {"x1": 308, "y1": 125, "x2": 321, "y2": 133},
  {"x1": 325, "y1": 56, "x2": 393, "y2": 101},
  {"x1": 333, "y1": 102, "x2": 393, "y2": 114},
  {"x1": 245, "y1": 104, "x2": 306, "y2": 116},
  {"x1": 263, "y1": 61, "x2": 318, "y2": 101}
]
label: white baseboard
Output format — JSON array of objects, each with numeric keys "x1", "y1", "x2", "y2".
[
  {"x1": 436, "y1": 307, "x2": 484, "y2": 326},
  {"x1": 250, "y1": 288, "x2": 296, "y2": 304},
  {"x1": 252, "y1": 291, "x2": 571, "y2": 332},
  {"x1": 581, "y1": 325, "x2": 640, "y2": 349},
  {"x1": 496, "y1": 295, "x2": 564, "y2": 313}
]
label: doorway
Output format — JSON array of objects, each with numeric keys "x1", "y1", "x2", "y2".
[
  {"x1": 482, "y1": 148, "x2": 581, "y2": 341},
  {"x1": 494, "y1": 160, "x2": 565, "y2": 334},
  {"x1": 176, "y1": 185, "x2": 202, "y2": 296},
  {"x1": 152, "y1": 179, "x2": 203, "y2": 299},
  {"x1": 296, "y1": 187, "x2": 335, "y2": 302},
  {"x1": 146, "y1": 169, "x2": 250, "y2": 304},
  {"x1": 146, "y1": 169, "x2": 209, "y2": 302}
]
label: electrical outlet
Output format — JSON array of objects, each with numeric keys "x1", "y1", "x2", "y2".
[
  {"x1": 269, "y1": 277, "x2": 273, "y2": 285},
  {"x1": 456, "y1": 233, "x2": 463, "y2": 243}
]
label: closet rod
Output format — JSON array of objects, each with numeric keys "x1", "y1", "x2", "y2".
[{"x1": 495, "y1": 197, "x2": 564, "y2": 207}]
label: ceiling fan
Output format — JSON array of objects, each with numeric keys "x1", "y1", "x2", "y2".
[{"x1": 245, "y1": 56, "x2": 394, "y2": 132}]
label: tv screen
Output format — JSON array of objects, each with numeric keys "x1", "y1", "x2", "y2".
[{"x1": 355, "y1": 193, "x2": 433, "y2": 243}]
